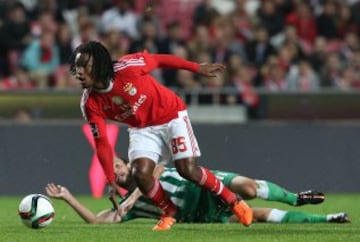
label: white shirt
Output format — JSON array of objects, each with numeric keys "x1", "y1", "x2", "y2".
[{"x1": 101, "y1": 7, "x2": 139, "y2": 39}]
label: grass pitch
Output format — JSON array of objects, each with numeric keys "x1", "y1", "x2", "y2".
[{"x1": 0, "y1": 194, "x2": 359, "y2": 242}]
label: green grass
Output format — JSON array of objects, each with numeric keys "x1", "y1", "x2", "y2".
[{"x1": 0, "y1": 194, "x2": 359, "y2": 242}]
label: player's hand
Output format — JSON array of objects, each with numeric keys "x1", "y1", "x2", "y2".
[
  {"x1": 198, "y1": 63, "x2": 226, "y2": 77},
  {"x1": 108, "y1": 182, "x2": 122, "y2": 215},
  {"x1": 45, "y1": 183, "x2": 70, "y2": 200},
  {"x1": 118, "y1": 197, "x2": 136, "y2": 217}
]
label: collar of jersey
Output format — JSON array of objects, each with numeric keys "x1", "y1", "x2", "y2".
[{"x1": 94, "y1": 79, "x2": 114, "y2": 93}]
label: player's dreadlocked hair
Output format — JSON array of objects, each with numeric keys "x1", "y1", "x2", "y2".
[{"x1": 69, "y1": 41, "x2": 114, "y2": 86}]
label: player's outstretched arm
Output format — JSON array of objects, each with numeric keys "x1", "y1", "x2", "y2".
[
  {"x1": 45, "y1": 183, "x2": 121, "y2": 224},
  {"x1": 150, "y1": 53, "x2": 226, "y2": 77},
  {"x1": 118, "y1": 164, "x2": 165, "y2": 217}
]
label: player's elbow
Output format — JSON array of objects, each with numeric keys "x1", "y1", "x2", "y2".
[
  {"x1": 86, "y1": 217, "x2": 98, "y2": 224},
  {"x1": 87, "y1": 220, "x2": 97, "y2": 224}
]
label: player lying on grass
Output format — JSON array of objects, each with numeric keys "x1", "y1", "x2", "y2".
[{"x1": 46, "y1": 157, "x2": 350, "y2": 225}]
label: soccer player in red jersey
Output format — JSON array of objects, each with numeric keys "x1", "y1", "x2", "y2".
[{"x1": 69, "y1": 41, "x2": 253, "y2": 230}]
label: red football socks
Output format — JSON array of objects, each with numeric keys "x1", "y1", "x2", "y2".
[
  {"x1": 198, "y1": 166, "x2": 238, "y2": 205},
  {"x1": 146, "y1": 178, "x2": 177, "y2": 216}
]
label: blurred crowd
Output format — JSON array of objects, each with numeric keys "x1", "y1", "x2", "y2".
[{"x1": 0, "y1": 0, "x2": 359, "y2": 102}]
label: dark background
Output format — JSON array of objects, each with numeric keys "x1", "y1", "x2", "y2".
[{"x1": 1, "y1": 122, "x2": 359, "y2": 195}]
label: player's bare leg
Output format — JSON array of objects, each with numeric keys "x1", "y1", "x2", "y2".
[
  {"x1": 174, "y1": 157, "x2": 253, "y2": 226},
  {"x1": 131, "y1": 158, "x2": 177, "y2": 231},
  {"x1": 228, "y1": 176, "x2": 258, "y2": 200}
]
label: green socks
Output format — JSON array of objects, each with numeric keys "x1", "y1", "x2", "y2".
[
  {"x1": 281, "y1": 210, "x2": 327, "y2": 223},
  {"x1": 256, "y1": 180, "x2": 297, "y2": 205},
  {"x1": 267, "y1": 209, "x2": 327, "y2": 223}
]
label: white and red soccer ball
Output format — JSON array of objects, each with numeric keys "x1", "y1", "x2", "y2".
[{"x1": 18, "y1": 194, "x2": 55, "y2": 229}]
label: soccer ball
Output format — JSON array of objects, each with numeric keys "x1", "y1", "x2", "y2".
[{"x1": 18, "y1": 194, "x2": 55, "y2": 229}]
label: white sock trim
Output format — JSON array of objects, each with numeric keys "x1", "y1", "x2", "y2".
[
  {"x1": 267, "y1": 209, "x2": 287, "y2": 223},
  {"x1": 255, "y1": 180, "x2": 269, "y2": 199}
]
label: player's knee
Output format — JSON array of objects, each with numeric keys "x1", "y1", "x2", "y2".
[
  {"x1": 232, "y1": 177, "x2": 257, "y2": 199},
  {"x1": 243, "y1": 180, "x2": 257, "y2": 199},
  {"x1": 174, "y1": 158, "x2": 199, "y2": 182},
  {"x1": 131, "y1": 159, "x2": 154, "y2": 184}
]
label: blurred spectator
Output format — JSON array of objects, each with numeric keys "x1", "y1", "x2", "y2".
[
  {"x1": 100, "y1": 0, "x2": 139, "y2": 40},
  {"x1": 336, "y1": 3, "x2": 358, "y2": 38},
  {"x1": 350, "y1": 1, "x2": 360, "y2": 27},
  {"x1": 193, "y1": 0, "x2": 220, "y2": 27},
  {"x1": 320, "y1": 52, "x2": 343, "y2": 87},
  {"x1": 264, "y1": 65, "x2": 288, "y2": 91},
  {"x1": 187, "y1": 24, "x2": 213, "y2": 61},
  {"x1": 136, "y1": 3, "x2": 162, "y2": 39},
  {"x1": 217, "y1": 18, "x2": 248, "y2": 62},
  {"x1": 226, "y1": 53, "x2": 245, "y2": 81},
  {"x1": 103, "y1": 29, "x2": 128, "y2": 60},
  {"x1": 244, "y1": 26, "x2": 276, "y2": 67},
  {"x1": 158, "y1": 21, "x2": 186, "y2": 86},
  {"x1": 30, "y1": 0, "x2": 65, "y2": 24},
  {"x1": 209, "y1": 20, "x2": 237, "y2": 64},
  {"x1": 129, "y1": 17, "x2": 163, "y2": 84},
  {"x1": 287, "y1": 59, "x2": 320, "y2": 91},
  {"x1": 160, "y1": 45, "x2": 190, "y2": 87},
  {"x1": 275, "y1": 0, "x2": 298, "y2": 16},
  {"x1": 227, "y1": 0, "x2": 254, "y2": 42},
  {"x1": 53, "y1": 22, "x2": 76, "y2": 89},
  {"x1": 129, "y1": 18, "x2": 160, "y2": 54},
  {"x1": 285, "y1": 2, "x2": 317, "y2": 45},
  {"x1": 0, "y1": 2, "x2": 31, "y2": 77},
  {"x1": 272, "y1": 24, "x2": 306, "y2": 56},
  {"x1": 230, "y1": 64, "x2": 260, "y2": 117},
  {"x1": 20, "y1": 30, "x2": 60, "y2": 89},
  {"x1": 308, "y1": 37, "x2": 328, "y2": 72},
  {"x1": 334, "y1": 67, "x2": 359, "y2": 90},
  {"x1": 72, "y1": 17, "x2": 99, "y2": 50},
  {"x1": 353, "y1": 50, "x2": 360, "y2": 69},
  {"x1": 278, "y1": 42, "x2": 303, "y2": 68},
  {"x1": 256, "y1": 54, "x2": 288, "y2": 90},
  {"x1": 0, "y1": 0, "x2": 358, "y2": 97},
  {"x1": 0, "y1": 67, "x2": 34, "y2": 90},
  {"x1": 13, "y1": 108, "x2": 33, "y2": 123},
  {"x1": 158, "y1": 20, "x2": 186, "y2": 54},
  {"x1": 56, "y1": 22, "x2": 73, "y2": 65},
  {"x1": 316, "y1": 0, "x2": 337, "y2": 40},
  {"x1": 0, "y1": 1, "x2": 7, "y2": 22},
  {"x1": 256, "y1": 0, "x2": 284, "y2": 37},
  {"x1": 53, "y1": 67, "x2": 77, "y2": 90},
  {"x1": 350, "y1": 51, "x2": 360, "y2": 85},
  {"x1": 196, "y1": 49, "x2": 213, "y2": 66},
  {"x1": 31, "y1": 10, "x2": 58, "y2": 37},
  {"x1": 87, "y1": 1, "x2": 110, "y2": 33},
  {"x1": 176, "y1": 70, "x2": 200, "y2": 89},
  {"x1": 195, "y1": 50, "x2": 231, "y2": 104},
  {"x1": 339, "y1": 32, "x2": 359, "y2": 65},
  {"x1": 62, "y1": 5, "x2": 88, "y2": 39}
]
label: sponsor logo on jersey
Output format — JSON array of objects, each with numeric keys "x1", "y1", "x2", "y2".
[
  {"x1": 124, "y1": 82, "x2": 137, "y2": 96},
  {"x1": 129, "y1": 87, "x2": 137, "y2": 96},
  {"x1": 123, "y1": 82, "x2": 132, "y2": 92},
  {"x1": 114, "y1": 94, "x2": 147, "y2": 121},
  {"x1": 112, "y1": 96, "x2": 123, "y2": 105}
]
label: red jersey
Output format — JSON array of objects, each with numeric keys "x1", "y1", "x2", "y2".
[{"x1": 80, "y1": 51, "x2": 199, "y2": 183}]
